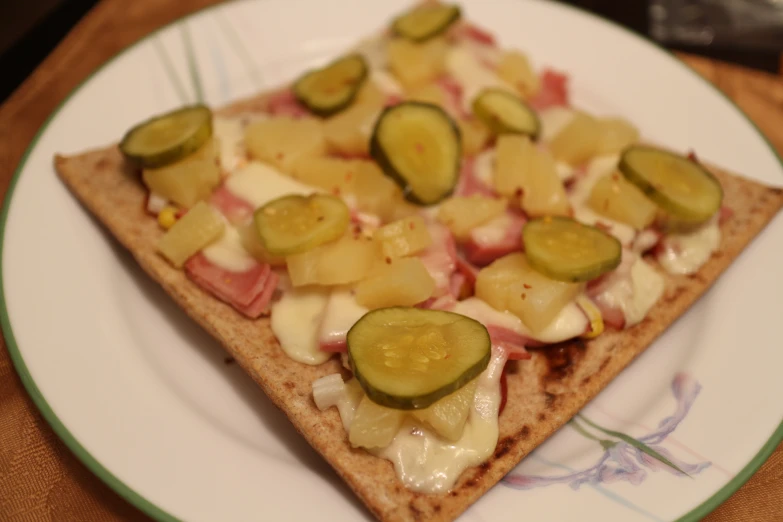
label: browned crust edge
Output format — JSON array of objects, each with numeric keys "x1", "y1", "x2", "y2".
[{"x1": 53, "y1": 90, "x2": 783, "y2": 522}]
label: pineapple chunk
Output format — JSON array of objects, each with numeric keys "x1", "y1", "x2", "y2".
[
  {"x1": 494, "y1": 135, "x2": 569, "y2": 217},
  {"x1": 374, "y1": 216, "x2": 432, "y2": 259},
  {"x1": 157, "y1": 201, "x2": 225, "y2": 268},
  {"x1": 290, "y1": 156, "x2": 361, "y2": 194},
  {"x1": 142, "y1": 139, "x2": 220, "y2": 208},
  {"x1": 549, "y1": 112, "x2": 602, "y2": 166},
  {"x1": 437, "y1": 195, "x2": 506, "y2": 240},
  {"x1": 412, "y1": 379, "x2": 477, "y2": 441},
  {"x1": 595, "y1": 118, "x2": 640, "y2": 155},
  {"x1": 350, "y1": 162, "x2": 413, "y2": 221},
  {"x1": 408, "y1": 83, "x2": 448, "y2": 108},
  {"x1": 475, "y1": 253, "x2": 583, "y2": 332},
  {"x1": 496, "y1": 51, "x2": 540, "y2": 98},
  {"x1": 387, "y1": 37, "x2": 448, "y2": 89},
  {"x1": 349, "y1": 395, "x2": 405, "y2": 449},
  {"x1": 457, "y1": 118, "x2": 490, "y2": 157},
  {"x1": 245, "y1": 117, "x2": 326, "y2": 172},
  {"x1": 323, "y1": 102, "x2": 383, "y2": 157},
  {"x1": 287, "y1": 233, "x2": 377, "y2": 287},
  {"x1": 355, "y1": 80, "x2": 386, "y2": 107},
  {"x1": 355, "y1": 257, "x2": 436, "y2": 309},
  {"x1": 588, "y1": 172, "x2": 657, "y2": 229}
]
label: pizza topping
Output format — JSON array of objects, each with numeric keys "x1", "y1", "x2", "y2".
[
  {"x1": 347, "y1": 307, "x2": 491, "y2": 410},
  {"x1": 391, "y1": 3, "x2": 461, "y2": 42},
  {"x1": 523, "y1": 217, "x2": 622, "y2": 283},
  {"x1": 120, "y1": 105, "x2": 213, "y2": 168},
  {"x1": 286, "y1": 233, "x2": 377, "y2": 287},
  {"x1": 436, "y1": 195, "x2": 506, "y2": 240},
  {"x1": 157, "y1": 201, "x2": 225, "y2": 268},
  {"x1": 253, "y1": 194, "x2": 350, "y2": 256},
  {"x1": 293, "y1": 54, "x2": 369, "y2": 117},
  {"x1": 472, "y1": 88, "x2": 540, "y2": 138},
  {"x1": 619, "y1": 145, "x2": 723, "y2": 224},
  {"x1": 463, "y1": 211, "x2": 526, "y2": 267},
  {"x1": 387, "y1": 37, "x2": 449, "y2": 90},
  {"x1": 370, "y1": 102, "x2": 461, "y2": 205},
  {"x1": 185, "y1": 253, "x2": 278, "y2": 319},
  {"x1": 271, "y1": 287, "x2": 332, "y2": 365},
  {"x1": 141, "y1": 138, "x2": 221, "y2": 208},
  {"x1": 656, "y1": 217, "x2": 721, "y2": 275},
  {"x1": 373, "y1": 215, "x2": 433, "y2": 259},
  {"x1": 587, "y1": 171, "x2": 658, "y2": 230},
  {"x1": 355, "y1": 257, "x2": 436, "y2": 309},
  {"x1": 494, "y1": 135, "x2": 570, "y2": 217}
]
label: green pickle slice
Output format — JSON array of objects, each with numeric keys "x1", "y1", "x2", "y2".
[
  {"x1": 523, "y1": 217, "x2": 622, "y2": 283},
  {"x1": 119, "y1": 105, "x2": 213, "y2": 169},
  {"x1": 254, "y1": 194, "x2": 349, "y2": 256},
  {"x1": 619, "y1": 145, "x2": 723, "y2": 224},
  {"x1": 472, "y1": 88, "x2": 540, "y2": 138},
  {"x1": 348, "y1": 307, "x2": 491, "y2": 410},
  {"x1": 370, "y1": 101, "x2": 461, "y2": 206},
  {"x1": 392, "y1": 3, "x2": 461, "y2": 42},
  {"x1": 293, "y1": 54, "x2": 368, "y2": 117}
]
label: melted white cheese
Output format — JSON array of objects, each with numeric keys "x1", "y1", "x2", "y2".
[
  {"x1": 473, "y1": 148, "x2": 495, "y2": 187},
  {"x1": 569, "y1": 154, "x2": 636, "y2": 245},
  {"x1": 657, "y1": 220, "x2": 721, "y2": 275},
  {"x1": 469, "y1": 213, "x2": 511, "y2": 245},
  {"x1": 225, "y1": 161, "x2": 314, "y2": 208},
  {"x1": 271, "y1": 287, "x2": 331, "y2": 365},
  {"x1": 594, "y1": 257, "x2": 665, "y2": 327},
  {"x1": 353, "y1": 34, "x2": 389, "y2": 70},
  {"x1": 445, "y1": 45, "x2": 515, "y2": 113},
  {"x1": 214, "y1": 117, "x2": 246, "y2": 171},
  {"x1": 555, "y1": 161, "x2": 575, "y2": 182},
  {"x1": 538, "y1": 107, "x2": 575, "y2": 143},
  {"x1": 452, "y1": 297, "x2": 588, "y2": 344},
  {"x1": 201, "y1": 225, "x2": 257, "y2": 272},
  {"x1": 319, "y1": 287, "x2": 369, "y2": 346}
]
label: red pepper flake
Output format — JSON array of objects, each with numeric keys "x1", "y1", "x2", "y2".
[
  {"x1": 276, "y1": 152, "x2": 284, "y2": 160},
  {"x1": 353, "y1": 225, "x2": 362, "y2": 235},
  {"x1": 523, "y1": 283, "x2": 532, "y2": 289},
  {"x1": 224, "y1": 278, "x2": 232, "y2": 284},
  {"x1": 414, "y1": 142, "x2": 424, "y2": 153},
  {"x1": 385, "y1": 257, "x2": 392, "y2": 264},
  {"x1": 514, "y1": 187, "x2": 524, "y2": 199},
  {"x1": 520, "y1": 293, "x2": 527, "y2": 300},
  {"x1": 687, "y1": 150, "x2": 699, "y2": 163},
  {"x1": 611, "y1": 173, "x2": 620, "y2": 182},
  {"x1": 317, "y1": 216, "x2": 325, "y2": 222},
  {"x1": 345, "y1": 172, "x2": 353, "y2": 182},
  {"x1": 409, "y1": 221, "x2": 416, "y2": 230}
]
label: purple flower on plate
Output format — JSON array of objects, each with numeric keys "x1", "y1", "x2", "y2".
[{"x1": 503, "y1": 372, "x2": 711, "y2": 491}]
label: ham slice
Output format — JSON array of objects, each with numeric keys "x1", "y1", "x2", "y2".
[
  {"x1": 528, "y1": 69, "x2": 569, "y2": 112},
  {"x1": 209, "y1": 185, "x2": 254, "y2": 224},
  {"x1": 463, "y1": 211, "x2": 526, "y2": 266},
  {"x1": 454, "y1": 156, "x2": 494, "y2": 197},
  {"x1": 436, "y1": 75, "x2": 468, "y2": 119},
  {"x1": 586, "y1": 249, "x2": 635, "y2": 330},
  {"x1": 419, "y1": 222, "x2": 458, "y2": 296},
  {"x1": 452, "y1": 22, "x2": 497, "y2": 46},
  {"x1": 266, "y1": 89, "x2": 309, "y2": 118},
  {"x1": 185, "y1": 253, "x2": 278, "y2": 318}
]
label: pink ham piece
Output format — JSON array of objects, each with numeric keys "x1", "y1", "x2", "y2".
[
  {"x1": 586, "y1": 249, "x2": 635, "y2": 330},
  {"x1": 452, "y1": 22, "x2": 497, "y2": 47},
  {"x1": 463, "y1": 211, "x2": 526, "y2": 267},
  {"x1": 185, "y1": 253, "x2": 278, "y2": 319},
  {"x1": 454, "y1": 156, "x2": 494, "y2": 197},
  {"x1": 436, "y1": 75, "x2": 468, "y2": 119},
  {"x1": 528, "y1": 69, "x2": 569, "y2": 112},
  {"x1": 209, "y1": 185, "x2": 254, "y2": 224},
  {"x1": 419, "y1": 222, "x2": 458, "y2": 296},
  {"x1": 266, "y1": 89, "x2": 309, "y2": 118},
  {"x1": 486, "y1": 326, "x2": 534, "y2": 360},
  {"x1": 320, "y1": 339, "x2": 347, "y2": 353}
]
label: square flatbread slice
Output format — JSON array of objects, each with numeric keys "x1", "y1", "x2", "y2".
[{"x1": 54, "y1": 91, "x2": 783, "y2": 522}]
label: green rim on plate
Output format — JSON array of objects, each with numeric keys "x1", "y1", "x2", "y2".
[{"x1": 0, "y1": 1, "x2": 781, "y2": 521}]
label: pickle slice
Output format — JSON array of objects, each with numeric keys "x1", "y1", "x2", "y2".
[
  {"x1": 254, "y1": 194, "x2": 349, "y2": 256},
  {"x1": 120, "y1": 105, "x2": 213, "y2": 168},
  {"x1": 370, "y1": 102, "x2": 461, "y2": 205},
  {"x1": 293, "y1": 54, "x2": 368, "y2": 117},
  {"x1": 523, "y1": 217, "x2": 622, "y2": 282},
  {"x1": 619, "y1": 145, "x2": 723, "y2": 224},
  {"x1": 348, "y1": 307, "x2": 490, "y2": 410},
  {"x1": 392, "y1": 3, "x2": 461, "y2": 42},
  {"x1": 472, "y1": 89, "x2": 540, "y2": 138}
]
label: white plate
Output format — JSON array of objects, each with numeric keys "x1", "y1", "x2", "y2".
[{"x1": 2, "y1": 1, "x2": 782, "y2": 520}]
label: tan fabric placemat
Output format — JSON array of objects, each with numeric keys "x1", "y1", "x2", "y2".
[{"x1": 0, "y1": 1, "x2": 781, "y2": 519}]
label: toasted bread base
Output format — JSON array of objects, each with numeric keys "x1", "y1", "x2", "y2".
[{"x1": 54, "y1": 91, "x2": 783, "y2": 521}]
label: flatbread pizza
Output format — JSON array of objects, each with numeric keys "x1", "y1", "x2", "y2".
[{"x1": 54, "y1": 3, "x2": 783, "y2": 521}]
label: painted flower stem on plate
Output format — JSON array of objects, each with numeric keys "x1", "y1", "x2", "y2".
[{"x1": 504, "y1": 373, "x2": 711, "y2": 492}]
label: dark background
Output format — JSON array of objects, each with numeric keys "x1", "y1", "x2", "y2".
[{"x1": 1, "y1": 0, "x2": 781, "y2": 105}]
